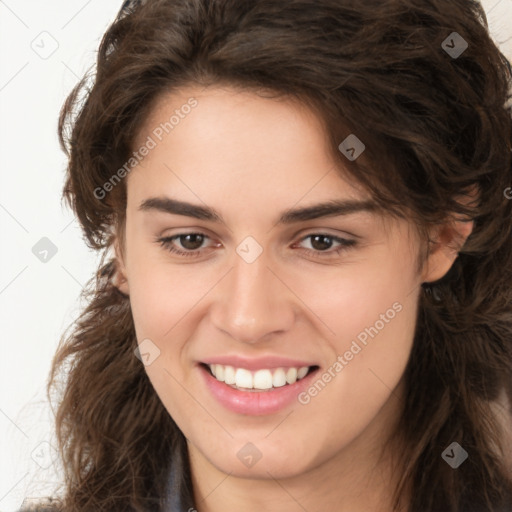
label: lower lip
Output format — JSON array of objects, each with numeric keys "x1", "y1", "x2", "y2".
[{"x1": 199, "y1": 364, "x2": 319, "y2": 415}]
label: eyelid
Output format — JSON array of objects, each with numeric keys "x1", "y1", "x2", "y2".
[
  {"x1": 158, "y1": 228, "x2": 356, "y2": 245},
  {"x1": 294, "y1": 225, "x2": 362, "y2": 240},
  {"x1": 156, "y1": 229, "x2": 358, "y2": 259}
]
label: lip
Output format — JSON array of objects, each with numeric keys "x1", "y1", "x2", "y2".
[
  {"x1": 198, "y1": 363, "x2": 320, "y2": 415},
  {"x1": 201, "y1": 355, "x2": 317, "y2": 371}
]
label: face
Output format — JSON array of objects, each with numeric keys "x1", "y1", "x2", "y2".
[{"x1": 114, "y1": 85, "x2": 439, "y2": 481}]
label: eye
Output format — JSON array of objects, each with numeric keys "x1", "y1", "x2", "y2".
[
  {"x1": 156, "y1": 232, "x2": 357, "y2": 260},
  {"x1": 156, "y1": 233, "x2": 217, "y2": 258},
  {"x1": 295, "y1": 233, "x2": 357, "y2": 258}
]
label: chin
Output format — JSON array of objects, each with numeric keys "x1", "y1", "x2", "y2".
[{"x1": 199, "y1": 436, "x2": 321, "y2": 480}]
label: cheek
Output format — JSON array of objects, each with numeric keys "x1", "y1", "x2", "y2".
[
  {"x1": 290, "y1": 250, "x2": 417, "y2": 347},
  {"x1": 124, "y1": 257, "x2": 207, "y2": 409},
  {"x1": 125, "y1": 242, "x2": 207, "y2": 342},
  {"x1": 292, "y1": 250, "x2": 418, "y2": 396},
  {"x1": 288, "y1": 261, "x2": 417, "y2": 452}
]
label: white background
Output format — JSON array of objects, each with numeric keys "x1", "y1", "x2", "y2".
[{"x1": 0, "y1": 1, "x2": 511, "y2": 510}]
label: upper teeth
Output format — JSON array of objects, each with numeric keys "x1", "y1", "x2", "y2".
[{"x1": 208, "y1": 364, "x2": 310, "y2": 390}]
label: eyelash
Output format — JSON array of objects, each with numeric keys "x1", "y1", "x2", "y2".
[{"x1": 156, "y1": 232, "x2": 357, "y2": 260}]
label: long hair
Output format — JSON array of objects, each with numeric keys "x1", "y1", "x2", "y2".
[{"x1": 23, "y1": 0, "x2": 512, "y2": 510}]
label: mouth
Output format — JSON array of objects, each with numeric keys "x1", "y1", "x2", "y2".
[
  {"x1": 200, "y1": 362, "x2": 319, "y2": 392},
  {"x1": 197, "y1": 355, "x2": 322, "y2": 415}
]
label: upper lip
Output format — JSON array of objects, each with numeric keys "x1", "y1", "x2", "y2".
[{"x1": 200, "y1": 355, "x2": 318, "y2": 371}]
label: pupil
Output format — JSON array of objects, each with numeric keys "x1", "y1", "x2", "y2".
[
  {"x1": 311, "y1": 235, "x2": 332, "y2": 251},
  {"x1": 180, "y1": 234, "x2": 204, "y2": 250}
]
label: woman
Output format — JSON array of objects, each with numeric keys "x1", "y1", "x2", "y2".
[{"x1": 19, "y1": 0, "x2": 512, "y2": 510}]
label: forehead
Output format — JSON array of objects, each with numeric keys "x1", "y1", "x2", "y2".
[
  {"x1": 121, "y1": 85, "x2": 417, "y2": 250},
  {"x1": 129, "y1": 84, "x2": 369, "y2": 200},
  {"x1": 134, "y1": 85, "x2": 330, "y2": 162}
]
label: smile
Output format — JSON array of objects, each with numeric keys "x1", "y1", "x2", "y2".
[
  {"x1": 198, "y1": 362, "x2": 320, "y2": 415},
  {"x1": 206, "y1": 363, "x2": 313, "y2": 391}
]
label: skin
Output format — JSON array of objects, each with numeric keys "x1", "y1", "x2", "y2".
[{"x1": 114, "y1": 85, "x2": 473, "y2": 512}]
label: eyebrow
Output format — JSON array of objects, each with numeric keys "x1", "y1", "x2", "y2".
[{"x1": 138, "y1": 196, "x2": 379, "y2": 224}]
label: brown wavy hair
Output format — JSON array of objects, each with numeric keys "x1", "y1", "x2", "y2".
[{"x1": 21, "y1": 0, "x2": 512, "y2": 510}]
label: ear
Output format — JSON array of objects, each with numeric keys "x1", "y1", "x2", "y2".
[
  {"x1": 421, "y1": 186, "x2": 477, "y2": 284},
  {"x1": 112, "y1": 237, "x2": 130, "y2": 295}
]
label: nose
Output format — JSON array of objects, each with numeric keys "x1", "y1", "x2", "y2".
[{"x1": 209, "y1": 249, "x2": 296, "y2": 344}]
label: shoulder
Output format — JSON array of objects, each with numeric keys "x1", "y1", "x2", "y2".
[
  {"x1": 17, "y1": 497, "x2": 63, "y2": 512},
  {"x1": 489, "y1": 385, "x2": 512, "y2": 475}
]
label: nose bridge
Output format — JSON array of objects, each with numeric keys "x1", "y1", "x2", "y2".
[{"x1": 211, "y1": 247, "x2": 294, "y2": 343}]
